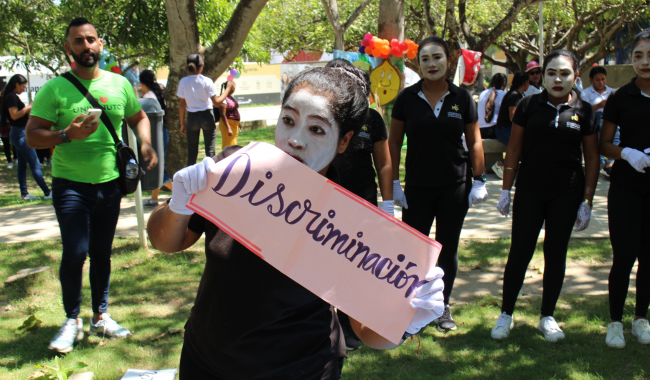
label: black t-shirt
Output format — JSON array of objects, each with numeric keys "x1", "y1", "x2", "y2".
[
  {"x1": 392, "y1": 79, "x2": 478, "y2": 187},
  {"x1": 496, "y1": 90, "x2": 523, "y2": 128},
  {"x1": 3, "y1": 92, "x2": 29, "y2": 127},
  {"x1": 333, "y1": 108, "x2": 387, "y2": 193},
  {"x1": 183, "y1": 148, "x2": 346, "y2": 380},
  {"x1": 603, "y1": 78, "x2": 650, "y2": 191},
  {"x1": 513, "y1": 90, "x2": 596, "y2": 194}
]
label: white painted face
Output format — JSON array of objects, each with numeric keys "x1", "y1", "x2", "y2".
[
  {"x1": 419, "y1": 44, "x2": 448, "y2": 81},
  {"x1": 544, "y1": 56, "x2": 576, "y2": 98},
  {"x1": 275, "y1": 89, "x2": 340, "y2": 173},
  {"x1": 633, "y1": 41, "x2": 650, "y2": 79}
]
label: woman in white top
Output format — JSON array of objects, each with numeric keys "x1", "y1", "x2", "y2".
[
  {"x1": 177, "y1": 53, "x2": 221, "y2": 166},
  {"x1": 581, "y1": 66, "x2": 618, "y2": 175},
  {"x1": 477, "y1": 73, "x2": 507, "y2": 139}
]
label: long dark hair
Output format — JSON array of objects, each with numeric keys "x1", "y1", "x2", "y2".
[
  {"x1": 139, "y1": 70, "x2": 165, "y2": 111},
  {"x1": 0, "y1": 74, "x2": 28, "y2": 118},
  {"x1": 187, "y1": 53, "x2": 204, "y2": 74}
]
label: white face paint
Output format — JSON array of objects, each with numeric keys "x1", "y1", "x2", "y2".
[
  {"x1": 543, "y1": 56, "x2": 575, "y2": 98},
  {"x1": 633, "y1": 41, "x2": 650, "y2": 79},
  {"x1": 419, "y1": 44, "x2": 448, "y2": 81},
  {"x1": 275, "y1": 89, "x2": 340, "y2": 173}
]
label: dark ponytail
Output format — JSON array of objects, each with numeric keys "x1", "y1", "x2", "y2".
[
  {"x1": 139, "y1": 70, "x2": 165, "y2": 111},
  {"x1": 186, "y1": 53, "x2": 204, "y2": 74},
  {"x1": 220, "y1": 81, "x2": 228, "y2": 96}
]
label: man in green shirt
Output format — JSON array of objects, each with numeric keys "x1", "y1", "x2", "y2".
[{"x1": 26, "y1": 17, "x2": 158, "y2": 354}]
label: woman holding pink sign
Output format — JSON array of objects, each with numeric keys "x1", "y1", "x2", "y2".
[{"x1": 148, "y1": 66, "x2": 445, "y2": 380}]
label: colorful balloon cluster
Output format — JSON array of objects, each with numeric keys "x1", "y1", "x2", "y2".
[
  {"x1": 227, "y1": 68, "x2": 241, "y2": 81},
  {"x1": 98, "y1": 49, "x2": 121, "y2": 74},
  {"x1": 358, "y1": 33, "x2": 418, "y2": 60}
]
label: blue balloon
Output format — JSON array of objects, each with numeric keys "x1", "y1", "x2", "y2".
[{"x1": 359, "y1": 46, "x2": 366, "y2": 54}]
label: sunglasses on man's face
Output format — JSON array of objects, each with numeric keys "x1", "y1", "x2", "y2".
[{"x1": 529, "y1": 70, "x2": 542, "y2": 75}]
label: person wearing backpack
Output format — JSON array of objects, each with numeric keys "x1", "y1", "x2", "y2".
[{"x1": 477, "y1": 73, "x2": 507, "y2": 139}]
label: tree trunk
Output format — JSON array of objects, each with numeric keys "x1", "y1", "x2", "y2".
[
  {"x1": 444, "y1": 0, "x2": 461, "y2": 79},
  {"x1": 164, "y1": 0, "x2": 268, "y2": 176},
  {"x1": 378, "y1": 0, "x2": 404, "y2": 41},
  {"x1": 322, "y1": 0, "x2": 373, "y2": 52},
  {"x1": 334, "y1": 31, "x2": 345, "y2": 51}
]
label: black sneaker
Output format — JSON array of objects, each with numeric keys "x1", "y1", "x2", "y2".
[
  {"x1": 437, "y1": 305, "x2": 457, "y2": 331},
  {"x1": 344, "y1": 330, "x2": 361, "y2": 350}
]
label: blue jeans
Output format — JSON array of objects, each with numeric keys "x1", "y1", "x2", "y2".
[
  {"x1": 9, "y1": 127, "x2": 50, "y2": 196},
  {"x1": 495, "y1": 125, "x2": 512, "y2": 163},
  {"x1": 163, "y1": 127, "x2": 170, "y2": 183},
  {"x1": 52, "y1": 177, "x2": 122, "y2": 319}
]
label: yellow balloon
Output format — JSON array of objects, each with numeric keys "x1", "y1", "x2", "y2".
[{"x1": 369, "y1": 60, "x2": 401, "y2": 106}]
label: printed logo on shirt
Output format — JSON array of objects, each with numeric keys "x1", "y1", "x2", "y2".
[
  {"x1": 358, "y1": 126, "x2": 371, "y2": 140},
  {"x1": 566, "y1": 121, "x2": 580, "y2": 130},
  {"x1": 451, "y1": 104, "x2": 460, "y2": 111},
  {"x1": 571, "y1": 114, "x2": 579, "y2": 121},
  {"x1": 447, "y1": 112, "x2": 462, "y2": 119}
]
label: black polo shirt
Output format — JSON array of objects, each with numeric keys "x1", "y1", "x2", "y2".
[
  {"x1": 513, "y1": 90, "x2": 596, "y2": 194},
  {"x1": 333, "y1": 108, "x2": 387, "y2": 194},
  {"x1": 603, "y1": 77, "x2": 650, "y2": 191},
  {"x1": 3, "y1": 92, "x2": 29, "y2": 127},
  {"x1": 496, "y1": 90, "x2": 524, "y2": 128},
  {"x1": 183, "y1": 148, "x2": 346, "y2": 380},
  {"x1": 392, "y1": 79, "x2": 478, "y2": 187}
]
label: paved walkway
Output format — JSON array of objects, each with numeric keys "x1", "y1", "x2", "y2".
[{"x1": 0, "y1": 173, "x2": 612, "y2": 243}]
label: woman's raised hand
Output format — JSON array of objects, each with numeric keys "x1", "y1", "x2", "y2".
[{"x1": 169, "y1": 157, "x2": 218, "y2": 215}]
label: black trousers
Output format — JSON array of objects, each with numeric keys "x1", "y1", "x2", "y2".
[
  {"x1": 1, "y1": 137, "x2": 16, "y2": 163},
  {"x1": 186, "y1": 109, "x2": 216, "y2": 166},
  {"x1": 179, "y1": 345, "x2": 223, "y2": 380},
  {"x1": 608, "y1": 182, "x2": 650, "y2": 321},
  {"x1": 501, "y1": 188, "x2": 582, "y2": 316},
  {"x1": 402, "y1": 182, "x2": 470, "y2": 304}
]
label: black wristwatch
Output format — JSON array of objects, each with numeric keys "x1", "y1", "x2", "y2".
[
  {"x1": 473, "y1": 174, "x2": 487, "y2": 183},
  {"x1": 59, "y1": 129, "x2": 71, "y2": 143}
]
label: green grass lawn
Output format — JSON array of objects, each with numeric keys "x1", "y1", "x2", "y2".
[{"x1": 1, "y1": 237, "x2": 647, "y2": 380}]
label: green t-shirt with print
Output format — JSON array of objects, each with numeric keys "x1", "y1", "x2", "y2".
[{"x1": 31, "y1": 71, "x2": 141, "y2": 183}]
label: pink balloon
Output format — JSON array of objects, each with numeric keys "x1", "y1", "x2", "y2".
[
  {"x1": 361, "y1": 38, "x2": 370, "y2": 47},
  {"x1": 227, "y1": 75, "x2": 234, "y2": 81},
  {"x1": 364, "y1": 33, "x2": 373, "y2": 39}
]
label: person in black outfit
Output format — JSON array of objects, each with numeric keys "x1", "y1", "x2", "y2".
[
  {"x1": 388, "y1": 36, "x2": 488, "y2": 331},
  {"x1": 600, "y1": 30, "x2": 650, "y2": 349},
  {"x1": 0, "y1": 74, "x2": 51, "y2": 200},
  {"x1": 147, "y1": 66, "x2": 445, "y2": 380},
  {"x1": 326, "y1": 59, "x2": 394, "y2": 352},
  {"x1": 491, "y1": 50, "x2": 598, "y2": 342},
  {"x1": 491, "y1": 71, "x2": 529, "y2": 178}
]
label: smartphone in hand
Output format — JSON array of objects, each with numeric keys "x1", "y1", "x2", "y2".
[{"x1": 82, "y1": 109, "x2": 103, "y2": 124}]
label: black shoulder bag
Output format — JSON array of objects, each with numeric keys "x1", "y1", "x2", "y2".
[{"x1": 62, "y1": 72, "x2": 143, "y2": 195}]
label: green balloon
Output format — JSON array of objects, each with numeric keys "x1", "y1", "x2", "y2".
[{"x1": 235, "y1": 72, "x2": 241, "y2": 79}]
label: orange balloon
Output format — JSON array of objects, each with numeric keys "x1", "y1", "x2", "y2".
[
  {"x1": 372, "y1": 49, "x2": 382, "y2": 58},
  {"x1": 407, "y1": 50, "x2": 416, "y2": 60},
  {"x1": 365, "y1": 46, "x2": 374, "y2": 55},
  {"x1": 381, "y1": 45, "x2": 390, "y2": 55}
]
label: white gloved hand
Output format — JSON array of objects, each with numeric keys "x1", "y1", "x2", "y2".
[
  {"x1": 496, "y1": 189, "x2": 511, "y2": 217},
  {"x1": 468, "y1": 180, "x2": 488, "y2": 207},
  {"x1": 169, "y1": 157, "x2": 217, "y2": 215},
  {"x1": 406, "y1": 266, "x2": 445, "y2": 334},
  {"x1": 621, "y1": 147, "x2": 650, "y2": 173},
  {"x1": 380, "y1": 200, "x2": 395, "y2": 217},
  {"x1": 574, "y1": 201, "x2": 592, "y2": 231},
  {"x1": 393, "y1": 180, "x2": 408, "y2": 209}
]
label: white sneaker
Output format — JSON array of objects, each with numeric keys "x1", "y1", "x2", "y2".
[
  {"x1": 44, "y1": 193, "x2": 52, "y2": 200},
  {"x1": 491, "y1": 312, "x2": 514, "y2": 340},
  {"x1": 492, "y1": 162, "x2": 504, "y2": 179},
  {"x1": 632, "y1": 319, "x2": 650, "y2": 345},
  {"x1": 7, "y1": 162, "x2": 13, "y2": 169},
  {"x1": 538, "y1": 316, "x2": 565, "y2": 342},
  {"x1": 20, "y1": 193, "x2": 40, "y2": 200},
  {"x1": 48, "y1": 318, "x2": 84, "y2": 353},
  {"x1": 605, "y1": 321, "x2": 625, "y2": 348}
]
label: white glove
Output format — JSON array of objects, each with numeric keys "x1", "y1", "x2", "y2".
[
  {"x1": 393, "y1": 180, "x2": 408, "y2": 209},
  {"x1": 496, "y1": 189, "x2": 511, "y2": 217},
  {"x1": 169, "y1": 157, "x2": 217, "y2": 215},
  {"x1": 406, "y1": 266, "x2": 445, "y2": 334},
  {"x1": 574, "y1": 201, "x2": 592, "y2": 231},
  {"x1": 621, "y1": 147, "x2": 650, "y2": 173},
  {"x1": 468, "y1": 180, "x2": 488, "y2": 207},
  {"x1": 380, "y1": 200, "x2": 395, "y2": 217}
]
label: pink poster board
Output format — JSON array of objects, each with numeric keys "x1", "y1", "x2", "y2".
[{"x1": 187, "y1": 142, "x2": 441, "y2": 344}]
